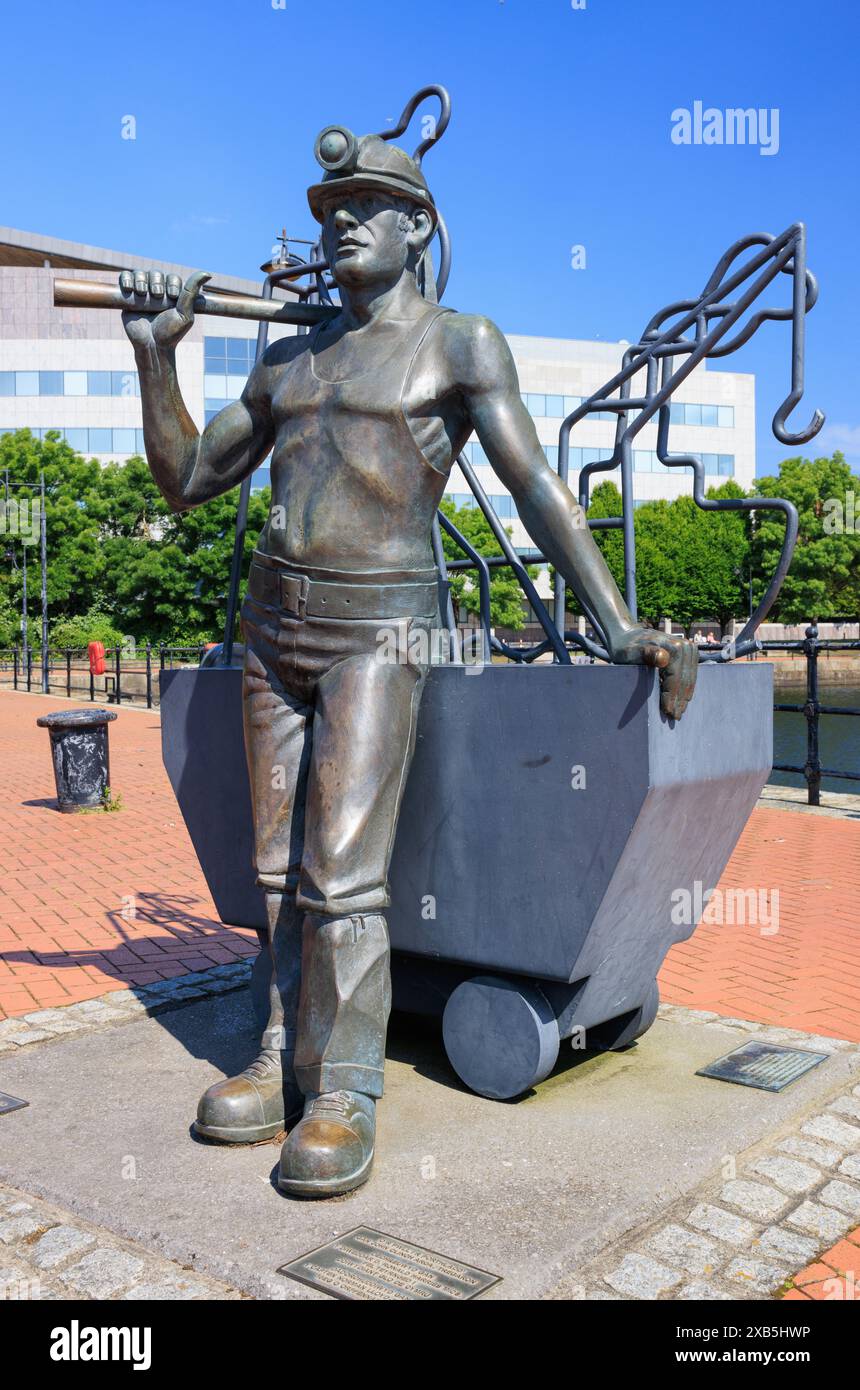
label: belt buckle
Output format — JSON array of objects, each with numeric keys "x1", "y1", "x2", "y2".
[{"x1": 280, "y1": 572, "x2": 309, "y2": 619}]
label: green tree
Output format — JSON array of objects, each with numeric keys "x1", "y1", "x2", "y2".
[
  {"x1": 49, "y1": 608, "x2": 126, "y2": 649},
  {"x1": 0, "y1": 429, "x2": 271, "y2": 648},
  {"x1": 589, "y1": 478, "x2": 750, "y2": 632},
  {"x1": 752, "y1": 453, "x2": 860, "y2": 621},
  {"x1": 438, "y1": 497, "x2": 536, "y2": 630}
]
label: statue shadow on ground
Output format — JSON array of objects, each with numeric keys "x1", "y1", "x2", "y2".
[{"x1": 1, "y1": 889, "x2": 260, "y2": 1075}]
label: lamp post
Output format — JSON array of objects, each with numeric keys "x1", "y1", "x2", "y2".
[{"x1": 3, "y1": 470, "x2": 49, "y2": 693}]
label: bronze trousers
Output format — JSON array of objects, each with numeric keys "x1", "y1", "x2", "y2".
[{"x1": 240, "y1": 568, "x2": 434, "y2": 1097}]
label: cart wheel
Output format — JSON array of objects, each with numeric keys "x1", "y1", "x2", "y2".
[
  {"x1": 591, "y1": 979, "x2": 660, "y2": 1052},
  {"x1": 442, "y1": 975, "x2": 560, "y2": 1100}
]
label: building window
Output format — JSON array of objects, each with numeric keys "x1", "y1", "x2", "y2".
[
  {"x1": 87, "y1": 371, "x2": 112, "y2": 396},
  {"x1": 111, "y1": 371, "x2": 139, "y2": 397},
  {"x1": 112, "y1": 428, "x2": 136, "y2": 454},
  {"x1": 0, "y1": 368, "x2": 139, "y2": 396},
  {"x1": 63, "y1": 372, "x2": 88, "y2": 397},
  {"x1": 690, "y1": 452, "x2": 735, "y2": 476},
  {"x1": 204, "y1": 336, "x2": 256, "y2": 376},
  {"x1": 669, "y1": 402, "x2": 734, "y2": 428}
]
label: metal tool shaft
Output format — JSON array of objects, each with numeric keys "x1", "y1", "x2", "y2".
[{"x1": 53, "y1": 277, "x2": 336, "y2": 327}]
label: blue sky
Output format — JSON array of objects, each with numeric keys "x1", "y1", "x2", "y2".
[{"x1": 2, "y1": 0, "x2": 857, "y2": 476}]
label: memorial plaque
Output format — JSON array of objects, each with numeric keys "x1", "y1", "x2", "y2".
[
  {"x1": 0, "y1": 1093, "x2": 28, "y2": 1116},
  {"x1": 697, "y1": 1041, "x2": 829, "y2": 1093},
  {"x1": 277, "y1": 1226, "x2": 501, "y2": 1300}
]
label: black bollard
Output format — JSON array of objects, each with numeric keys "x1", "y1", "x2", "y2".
[{"x1": 36, "y1": 708, "x2": 118, "y2": 813}]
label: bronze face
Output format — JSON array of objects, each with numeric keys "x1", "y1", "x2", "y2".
[{"x1": 318, "y1": 193, "x2": 433, "y2": 292}]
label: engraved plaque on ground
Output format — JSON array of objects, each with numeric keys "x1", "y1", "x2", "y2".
[{"x1": 278, "y1": 1226, "x2": 501, "y2": 1300}]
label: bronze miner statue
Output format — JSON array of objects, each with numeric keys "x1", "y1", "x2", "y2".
[{"x1": 121, "y1": 107, "x2": 698, "y2": 1198}]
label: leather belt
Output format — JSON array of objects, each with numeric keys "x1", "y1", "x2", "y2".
[{"x1": 248, "y1": 561, "x2": 438, "y2": 620}]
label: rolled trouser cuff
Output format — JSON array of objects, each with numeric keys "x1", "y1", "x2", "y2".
[
  {"x1": 296, "y1": 884, "x2": 390, "y2": 916},
  {"x1": 257, "y1": 871, "x2": 300, "y2": 892},
  {"x1": 294, "y1": 1061, "x2": 386, "y2": 1099}
]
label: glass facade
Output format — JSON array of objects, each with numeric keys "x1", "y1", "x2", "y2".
[
  {"x1": 0, "y1": 370, "x2": 140, "y2": 397},
  {"x1": 204, "y1": 336, "x2": 257, "y2": 374},
  {"x1": 203, "y1": 336, "x2": 255, "y2": 403},
  {"x1": 203, "y1": 335, "x2": 259, "y2": 420},
  {"x1": 633, "y1": 449, "x2": 734, "y2": 476},
  {"x1": 0, "y1": 425, "x2": 145, "y2": 454},
  {"x1": 518, "y1": 390, "x2": 734, "y2": 429},
  {"x1": 446, "y1": 492, "x2": 517, "y2": 519},
  {"x1": 669, "y1": 402, "x2": 734, "y2": 427}
]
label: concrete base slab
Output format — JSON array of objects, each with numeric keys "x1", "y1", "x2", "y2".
[{"x1": 0, "y1": 993, "x2": 857, "y2": 1300}]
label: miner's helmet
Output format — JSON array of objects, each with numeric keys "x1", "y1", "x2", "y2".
[{"x1": 307, "y1": 127, "x2": 437, "y2": 227}]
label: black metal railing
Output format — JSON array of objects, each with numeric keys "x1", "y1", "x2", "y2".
[
  {"x1": 764, "y1": 623, "x2": 860, "y2": 805},
  {"x1": 0, "y1": 645, "x2": 209, "y2": 710}
]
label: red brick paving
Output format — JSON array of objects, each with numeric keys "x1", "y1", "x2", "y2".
[
  {"x1": 0, "y1": 688, "x2": 859, "y2": 1039},
  {"x1": 783, "y1": 1227, "x2": 860, "y2": 1300},
  {"x1": 0, "y1": 690, "x2": 257, "y2": 1017},
  {"x1": 658, "y1": 804, "x2": 860, "y2": 1041}
]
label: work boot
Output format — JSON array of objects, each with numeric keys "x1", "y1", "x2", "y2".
[
  {"x1": 195, "y1": 893, "x2": 303, "y2": 1143},
  {"x1": 278, "y1": 1090, "x2": 376, "y2": 1197}
]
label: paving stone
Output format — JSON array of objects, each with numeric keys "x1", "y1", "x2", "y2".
[
  {"x1": 756, "y1": 1029, "x2": 815, "y2": 1047},
  {"x1": 748, "y1": 1154, "x2": 822, "y2": 1195},
  {"x1": 818, "y1": 1180, "x2": 860, "y2": 1218},
  {"x1": 121, "y1": 1275, "x2": 213, "y2": 1300},
  {"x1": 94, "y1": 992, "x2": 145, "y2": 1010},
  {"x1": 678, "y1": 1280, "x2": 736, "y2": 1300},
  {"x1": 828, "y1": 1095, "x2": 860, "y2": 1121},
  {"x1": 137, "y1": 979, "x2": 192, "y2": 996},
  {"x1": 798, "y1": 1036, "x2": 851, "y2": 1055},
  {"x1": 660, "y1": 1006, "x2": 719, "y2": 1025},
  {"x1": 802, "y1": 1114, "x2": 860, "y2": 1149},
  {"x1": 643, "y1": 1224, "x2": 724, "y2": 1276},
  {"x1": 778, "y1": 1135, "x2": 844, "y2": 1168},
  {"x1": 0, "y1": 1214, "x2": 54, "y2": 1244},
  {"x1": 604, "y1": 1253, "x2": 684, "y2": 1299},
  {"x1": 725, "y1": 1255, "x2": 791, "y2": 1294},
  {"x1": 20, "y1": 1009, "x2": 84, "y2": 1035},
  {"x1": 60, "y1": 1247, "x2": 146, "y2": 1298},
  {"x1": 787, "y1": 1200, "x2": 853, "y2": 1242},
  {"x1": 720, "y1": 1179, "x2": 791, "y2": 1221},
  {"x1": 31, "y1": 1225, "x2": 96, "y2": 1270},
  {"x1": 755, "y1": 1226, "x2": 819, "y2": 1265},
  {"x1": 839, "y1": 1153, "x2": 860, "y2": 1180},
  {"x1": 0, "y1": 1020, "x2": 35, "y2": 1042},
  {"x1": 0, "y1": 1026, "x2": 55, "y2": 1046},
  {"x1": 687, "y1": 1204, "x2": 759, "y2": 1247},
  {"x1": 192, "y1": 977, "x2": 243, "y2": 994},
  {"x1": 61, "y1": 1001, "x2": 125, "y2": 1025}
]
